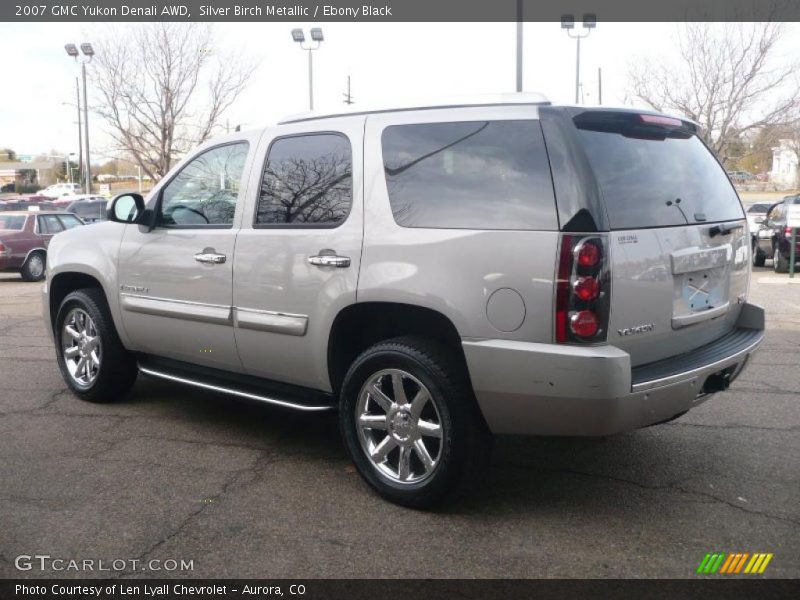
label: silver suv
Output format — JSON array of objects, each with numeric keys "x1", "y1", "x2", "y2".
[{"x1": 43, "y1": 95, "x2": 765, "y2": 506}]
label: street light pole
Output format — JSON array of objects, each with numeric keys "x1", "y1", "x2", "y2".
[
  {"x1": 516, "y1": 0, "x2": 523, "y2": 92},
  {"x1": 291, "y1": 28, "x2": 324, "y2": 111},
  {"x1": 65, "y1": 42, "x2": 94, "y2": 193},
  {"x1": 561, "y1": 14, "x2": 596, "y2": 105},
  {"x1": 81, "y1": 61, "x2": 91, "y2": 192},
  {"x1": 75, "y1": 77, "x2": 82, "y2": 186}
]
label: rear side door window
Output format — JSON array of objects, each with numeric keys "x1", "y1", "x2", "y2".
[
  {"x1": 158, "y1": 142, "x2": 249, "y2": 228},
  {"x1": 381, "y1": 120, "x2": 557, "y2": 230},
  {"x1": 58, "y1": 214, "x2": 83, "y2": 229},
  {"x1": 38, "y1": 215, "x2": 64, "y2": 234},
  {"x1": 255, "y1": 133, "x2": 353, "y2": 227}
]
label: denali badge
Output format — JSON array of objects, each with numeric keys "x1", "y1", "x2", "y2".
[
  {"x1": 617, "y1": 323, "x2": 655, "y2": 336},
  {"x1": 120, "y1": 285, "x2": 149, "y2": 293}
]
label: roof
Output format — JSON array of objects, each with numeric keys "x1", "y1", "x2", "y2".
[
  {"x1": 0, "y1": 210, "x2": 66, "y2": 216},
  {"x1": 278, "y1": 92, "x2": 550, "y2": 124}
]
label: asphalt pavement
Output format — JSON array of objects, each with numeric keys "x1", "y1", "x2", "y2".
[{"x1": 0, "y1": 268, "x2": 798, "y2": 578}]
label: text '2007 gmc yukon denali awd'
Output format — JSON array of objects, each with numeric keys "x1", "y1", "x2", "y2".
[{"x1": 43, "y1": 94, "x2": 764, "y2": 507}]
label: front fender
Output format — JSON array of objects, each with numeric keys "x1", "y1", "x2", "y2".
[{"x1": 45, "y1": 223, "x2": 130, "y2": 347}]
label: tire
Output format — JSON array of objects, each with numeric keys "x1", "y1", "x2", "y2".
[
  {"x1": 339, "y1": 336, "x2": 492, "y2": 508},
  {"x1": 54, "y1": 288, "x2": 137, "y2": 403},
  {"x1": 773, "y1": 246, "x2": 789, "y2": 273},
  {"x1": 20, "y1": 251, "x2": 46, "y2": 282},
  {"x1": 752, "y1": 244, "x2": 766, "y2": 267}
]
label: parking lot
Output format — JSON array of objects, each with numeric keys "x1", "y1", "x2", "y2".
[{"x1": 0, "y1": 268, "x2": 798, "y2": 579}]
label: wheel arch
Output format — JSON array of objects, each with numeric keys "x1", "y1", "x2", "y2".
[
  {"x1": 47, "y1": 270, "x2": 121, "y2": 340},
  {"x1": 327, "y1": 301, "x2": 468, "y2": 395}
]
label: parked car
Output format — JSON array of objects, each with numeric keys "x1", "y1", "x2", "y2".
[
  {"x1": 0, "y1": 210, "x2": 84, "y2": 281},
  {"x1": 1, "y1": 182, "x2": 15, "y2": 193},
  {"x1": 745, "y1": 202, "x2": 772, "y2": 241},
  {"x1": 727, "y1": 170, "x2": 754, "y2": 183},
  {"x1": 38, "y1": 183, "x2": 82, "y2": 198},
  {"x1": 43, "y1": 97, "x2": 764, "y2": 506},
  {"x1": 752, "y1": 195, "x2": 800, "y2": 271},
  {"x1": 64, "y1": 197, "x2": 108, "y2": 223},
  {"x1": 0, "y1": 200, "x2": 61, "y2": 212}
]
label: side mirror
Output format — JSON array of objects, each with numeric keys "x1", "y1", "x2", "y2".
[{"x1": 108, "y1": 193, "x2": 145, "y2": 224}]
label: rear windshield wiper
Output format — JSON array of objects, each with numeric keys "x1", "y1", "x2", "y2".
[{"x1": 709, "y1": 223, "x2": 744, "y2": 237}]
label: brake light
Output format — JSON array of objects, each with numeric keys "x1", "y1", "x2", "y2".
[
  {"x1": 786, "y1": 226, "x2": 793, "y2": 239},
  {"x1": 0, "y1": 242, "x2": 6, "y2": 253},
  {"x1": 570, "y1": 311, "x2": 599, "y2": 338},
  {"x1": 573, "y1": 276, "x2": 600, "y2": 301},
  {"x1": 555, "y1": 234, "x2": 610, "y2": 343},
  {"x1": 639, "y1": 114, "x2": 683, "y2": 128}
]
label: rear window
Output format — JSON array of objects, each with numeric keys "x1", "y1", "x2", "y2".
[
  {"x1": 575, "y1": 119, "x2": 743, "y2": 230},
  {"x1": 0, "y1": 215, "x2": 26, "y2": 230},
  {"x1": 381, "y1": 120, "x2": 557, "y2": 230}
]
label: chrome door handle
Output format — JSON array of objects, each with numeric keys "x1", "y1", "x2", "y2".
[
  {"x1": 194, "y1": 250, "x2": 227, "y2": 264},
  {"x1": 308, "y1": 254, "x2": 351, "y2": 268}
]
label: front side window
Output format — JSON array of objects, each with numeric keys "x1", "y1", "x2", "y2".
[
  {"x1": 159, "y1": 142, "x2": 249, "y2": 227},
  {"x1": 381, "y1": 120, "x2": 557, "y2": 230},
  {"x1": 256, "y1": 133, "x2": 352, "y2": 226}
]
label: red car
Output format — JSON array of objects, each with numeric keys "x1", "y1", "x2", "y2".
[{"x1": 0, "y1": 211, "x2": 84, "y2": 281}]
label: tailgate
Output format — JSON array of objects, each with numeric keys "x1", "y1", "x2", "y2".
[{"x1": 608, "y1": 224, "x2": 749, "y2": 366}]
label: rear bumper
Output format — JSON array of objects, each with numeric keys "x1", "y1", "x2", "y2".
[{"x1": 463, "y1": 303, "x2": 765, "y2": 436}]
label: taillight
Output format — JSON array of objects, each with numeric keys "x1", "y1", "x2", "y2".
[
  {"x1": 785, "y1": 226, "x2": 793, "y2": 239},
  {"x1": 555, "y1": 234, "x2": 610, "y2": 343},
  {"x1": 0, "y1": 242, "x2": 6, "y2": 254}
]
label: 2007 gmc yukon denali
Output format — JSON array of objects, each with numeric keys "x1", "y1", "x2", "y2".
[{"x1": 43, "y1": 94, "x2": 765, "y2": 507}]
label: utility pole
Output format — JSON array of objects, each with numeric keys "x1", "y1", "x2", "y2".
[
  {"x1": 561, "y1": 14, "x2": 596, "y2": 105},
  {"x1": 598, "y1": 67, "x2": 602, "y2": 105},
  {"x1": 343, "y1": 75, "x2": 354, "y2": 105}
]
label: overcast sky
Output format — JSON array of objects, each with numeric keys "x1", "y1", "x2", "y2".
[{"x1": 1, "y1": 22, "x2": 798, "y2": 160}]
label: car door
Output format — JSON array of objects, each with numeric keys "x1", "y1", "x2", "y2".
[
  {"x1": 36, "y1": 213, "x2": 64, "y2": 247},
  {"x1": 232, "y1": 117, "x2": 365, "y2": 391},
  {"x1": 116, "y1": 138, "x2": 256, "y2": 371}
]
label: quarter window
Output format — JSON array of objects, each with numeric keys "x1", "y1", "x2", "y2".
[
  {"x1": 159, "y1": 142, "x2": 249, "y2": 227},
  {"x1": 381, "y1": 120, "x2": 557, "y2": 230},
  {"x1": 256, "y1": 134, "x2": 352, "y2": 226},
  {"x1": 58, "y1": 214, "x2": 83, "y2": 229}
]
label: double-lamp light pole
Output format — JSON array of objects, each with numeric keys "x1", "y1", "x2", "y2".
[
  {"x1": 64, "y1": 42, "x2": 94, "y2": 193},
  {"x1": 561, "y1": 14, "x2": 596, "y2": 104},
  {"x1": 291, "y1": 28, "x2": 324, "y2": 110}
]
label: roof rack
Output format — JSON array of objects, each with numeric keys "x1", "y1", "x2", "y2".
[{"x1": 278, "y1": 92, "x2": 550, "y2": 124}]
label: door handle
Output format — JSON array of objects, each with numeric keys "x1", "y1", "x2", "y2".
[
  {"x1": 194, "y1": 249, "x2": 227, "y2": 264},
  {"x1": 308, "y1": 252, "x2": 351, "y2": 268}
]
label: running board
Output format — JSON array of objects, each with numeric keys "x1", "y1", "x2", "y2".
[{"x1": 137, "y1": 356, "x2": 335, "y2": 413}]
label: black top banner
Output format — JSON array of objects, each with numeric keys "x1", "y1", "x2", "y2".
[{"x1": 3, "y1": 0, "x2": 800, "y2": 22}]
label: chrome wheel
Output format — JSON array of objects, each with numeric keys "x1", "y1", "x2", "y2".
[
  {"x1": 61, "y1": 308, "x2": 102, "y2": 387},
  {"x1": 27, "y1": 254, "x2": 44, "y2": 279},
  {"x1": 355, "y1": 368, "x2": 443, "y2": 485}
]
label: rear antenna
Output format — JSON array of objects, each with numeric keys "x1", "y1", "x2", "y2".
[{"x1": 666, "y1": 198, "x2": 689, "y2": 224}]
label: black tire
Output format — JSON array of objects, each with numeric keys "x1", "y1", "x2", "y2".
[
  {"x1": 54, "y1": 288, "x2": 137, "y2": 403},
  {"x1": 752, "y1": 244, "x2": 766, "y2": 267},
  {"x1": 339, "y1": 336, "x2": 492, "y2": 508},
  {"x1": 773, "y1": 245, "x2": 789, "y2": 273},
  {"x1": 20, "y1": 251, "x2": 46, "y2": 282}
]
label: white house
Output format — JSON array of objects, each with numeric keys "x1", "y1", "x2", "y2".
[{"x1": 771, "y1": 139, "x2": 798, "y2": 188}]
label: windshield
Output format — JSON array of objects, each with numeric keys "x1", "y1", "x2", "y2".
[
  {"x1": 0, "y1": 215, "x2": 26, "y2": 230},
  {"x1": 575, "y1": 124, "x2": 744, "y2": 230}
]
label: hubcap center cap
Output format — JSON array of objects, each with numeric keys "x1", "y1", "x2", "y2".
[{"x1": 388, "y1": 410, "x2": 415, "y2": 442}]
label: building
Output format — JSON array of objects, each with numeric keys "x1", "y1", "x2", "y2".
[
  {"x1": 771, "y1": 140, "x2": 799, "y2": 189},
  {"x1": 0, "y1": 160, "x2": 61, "y2": 191}
]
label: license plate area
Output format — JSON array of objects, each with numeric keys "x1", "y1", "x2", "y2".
[{"x1": 671, "y1": 246, "x2": 731, "y2": 328}]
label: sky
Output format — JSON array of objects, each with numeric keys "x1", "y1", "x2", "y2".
[{"x1": 0, "y1": 21, "x2": 797, "y2": 162}]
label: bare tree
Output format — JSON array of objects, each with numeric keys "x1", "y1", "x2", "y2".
[
  {"x1": 90, "y1": 24, "x2": 256, "y2": 181},
  {"x1": 628, "y1": 23, "x2": 799, "y2": 164}
]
